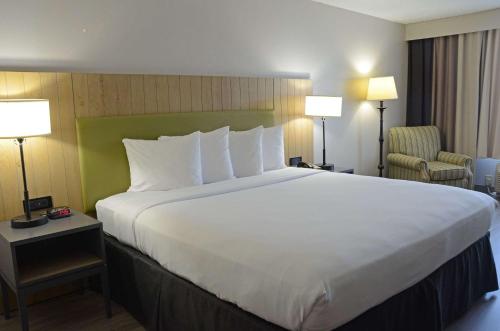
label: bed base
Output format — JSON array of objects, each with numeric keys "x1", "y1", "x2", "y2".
[{"x1": 103, "y1": 233, "x2": 498, "y2": 331}]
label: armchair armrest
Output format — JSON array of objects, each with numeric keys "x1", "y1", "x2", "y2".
[
  {"x1": 437, "y1": 151, "x2": 473, "y2": 168},
  {"x1": 387, "y1": 153, "x2": 427, "y2": 171}
]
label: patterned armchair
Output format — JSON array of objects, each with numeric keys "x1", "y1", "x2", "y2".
[{"x1": 387, "y1": 126, "x2": 473, "y2": 189}]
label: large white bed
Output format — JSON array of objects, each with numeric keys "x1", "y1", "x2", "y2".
[{"x1": 96, "y1": 167, "x2": 497, "y2": 331}]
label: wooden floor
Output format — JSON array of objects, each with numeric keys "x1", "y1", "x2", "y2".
[
  {"x1": 0, "y1": 207, "x2": 499, "y2": 331},
  {"x1": 0, "y1": 291, "x2": 144, "y2": 331}
]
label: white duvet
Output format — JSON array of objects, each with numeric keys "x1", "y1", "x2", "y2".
[{"x1": 97, "y1": 168, "x2": 498, "y2": 331}]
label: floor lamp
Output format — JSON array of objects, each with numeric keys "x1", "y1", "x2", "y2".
[
  {"x1": 0, "y1": 99, "x2": 52, "y2": 228},
  {"x1": 305, "y1": 96, "x2": 342, "y2": 170},
  {"x1": 366, "y1": 77, "x2": 398, "y2": 177}
]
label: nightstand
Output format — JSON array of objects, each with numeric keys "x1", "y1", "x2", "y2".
[
  {"x1": 314, "y1": 164, "x2": 355, "y2": 173},
  {"x1": 0, "y1": 210, "x2": 111, "y2": 331},
  {"x1": 288, "y1": 157, "x2": 354, "y2": 174},
  {"x1": 331, "y1": 166, "x2": 354, "y2": 174}
]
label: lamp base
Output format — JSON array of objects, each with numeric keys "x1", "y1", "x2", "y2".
[{"x1": 11, "y1": 214, "x2": 49, "y2": 229}]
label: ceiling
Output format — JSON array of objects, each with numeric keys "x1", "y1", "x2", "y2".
[{"x1": 311, "y1": 0, "x2": 500, "y2": 24}]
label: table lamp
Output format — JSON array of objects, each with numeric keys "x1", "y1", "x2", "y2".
[
  {"x1": 366, "y1": 76, "x2": 398, "y2": 177},
  {"x1": 0, "y1": 99, "x2": 52, "y2": 228},
  {"x1": 305, "y1": 96, "x2": 342, "y2": 170}
]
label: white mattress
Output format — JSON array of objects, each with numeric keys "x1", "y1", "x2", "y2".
[{"x1": 97, "y1": 168, "x2": 498, "y2": 331}]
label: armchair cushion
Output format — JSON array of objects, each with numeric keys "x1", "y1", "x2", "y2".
[
  {"x1": 437, "y1": 151, "x2": 473, "y2": 168},
  {"x1": 387, "y1": 153, "x2": 427, "y2": 171},
  {"x1": 427, "y1": 161, "x2": 466, "y2": 181}
]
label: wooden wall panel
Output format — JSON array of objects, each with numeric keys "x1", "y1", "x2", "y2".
[
  {"x1": 201, "y1": 77, "x2": 213, "y2": 112},
  {"x1": 240, "y1": 78, "x2": 250, "y2": 110},
  {"x1": 168, "y1": 76, "x2": 181, "y2": 112},
  {"x1": 248, "y1": 78, "x2": 258, "y2": 110},
  {"x1": 156, "y1": 76, "x2": 170, "y2": 113},
  {"x1": 144, "y1": 75, "x2": 158, "y2": 113},
  {"x1": 230, "y1": 77, "x2": 240, "y2": 110},
  {"x1": 0, "y1": 72, "x2": 22, "y2": 220},
  {"x1": 41, "y1": 73, "x2": 71, "y2": 209},
  {"x1": 212, "y1": 77, "x2": 222, "y2": 111},
  {"x1": 279, "y1": 79, "x2": 289, "y2": 161},
  {"x1": 0, "y1": 71, "x2": 312, "y2": 220},
  {"x1": 221, "y1": 77, "x2": 231, "y2": 111},
  {"x1": 130, "y1": 75, "x2": 145, "y2": 114},
  {"x1": 73, "y1": 73, "x2": 90, "y2": 117},
  {"x1": 179, "y1": 76, "x2": 191, "y2": 112},
  {"x1": 191, "y1": 77, "x2": 202, "y2": 112},
  {"x1": 57, "y1": 73, "x2": 83, "y2": 211}
]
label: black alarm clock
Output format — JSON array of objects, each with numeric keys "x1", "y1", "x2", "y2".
[{"x1": 46, "y1": 207, "x2": 72, "y2": 219}]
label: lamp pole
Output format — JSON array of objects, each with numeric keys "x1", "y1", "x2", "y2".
[
  {"x1": 10, "y1": 136, "x2": 48, "y2": 228},
  {"x1": 322, "y1": 116, "x2": 326, "y2": 166},
  {"x1": 16, "y1": 138, "x2": 32, "y2": 219},
  {"x1": 377, "y1": 100, "x2": 386, "y2": 177}
]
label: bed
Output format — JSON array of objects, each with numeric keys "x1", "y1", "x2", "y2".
[{"x1": 76, "y1": 111, "x2": 499, "y2": 331}]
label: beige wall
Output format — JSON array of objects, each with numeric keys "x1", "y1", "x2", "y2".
[
  {"x1": 0, "y1": 0, "x2": 407, "y2": 180},
  {"x1": 406, "y1": 8, "x2": 500, "y2": 40}
]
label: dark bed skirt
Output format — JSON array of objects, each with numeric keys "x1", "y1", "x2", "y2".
[{"x1": 103, "y1": 233, "x2": 498, "y2": 331}]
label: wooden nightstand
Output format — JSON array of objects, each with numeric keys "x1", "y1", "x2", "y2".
[
  {"x1": 331, "y1": 166, "x2": 354, "y2": 174},
  {"x1": 315, "y1": 165, "x2": 354, "y2": 173},
  {"x1": 0, "y1": 210, "x2": 111, "y2": 331},
  {"x1": 288, "y1": 157, "x2": 354, "y2": 174}
]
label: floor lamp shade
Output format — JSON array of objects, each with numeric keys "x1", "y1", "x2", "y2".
[
  {"x1": 305, "y1": 96, "x2": 342, "y2": 169},
  {"x1": 0, "y1": 99, "x2": 51, "y2": 138},
  {"x1": 366, "y1": 76, "x2": 398, "y2": 178},
  {"x1": 367, "y1": 76, "x2": 398, "y2": 101},
  {"x1": 0, "y1": 99, "x2": 52, "y2": 228}
]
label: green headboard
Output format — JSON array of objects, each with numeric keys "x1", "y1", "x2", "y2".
[{"x1": 76, "y1": 110, "x2": 275, "y2": 213}]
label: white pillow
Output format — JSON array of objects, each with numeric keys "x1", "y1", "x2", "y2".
[
  {"x1": 262, "y1": 125, "x2": 286, "y2": 171},
  {"x1": 199, "y1": 127, "x2": 234, "y2": 183},
  {"x1": 123, "y1": 132, "x2": 202, "y2": 192},
  {"x1": 229, "y1": 126, "x2": 264, "y2": 178},
  {"x1": 160, "y1": 127, "x2": 234, "y2": 184}
]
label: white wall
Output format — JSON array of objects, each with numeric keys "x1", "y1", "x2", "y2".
[
  {"x1": 406, "y1": 8, "x2": 500, "y2": 40},
  {"x1": 0, "y1": 0, "x2": 407, "y2": 176}
]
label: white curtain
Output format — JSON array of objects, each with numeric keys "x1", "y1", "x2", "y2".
[
  {"x1": 429, "y1": 29, "x2": 500, "y2": 159},
  {"x1": 454, "y1": 32, "x2": 482, "y2": 158},
  {"x1": 432, "y1": 35, "x2": 458, "y2": 150},
  {"x1": 478, "y1": 29, "x2": 500, "y2": 159}
]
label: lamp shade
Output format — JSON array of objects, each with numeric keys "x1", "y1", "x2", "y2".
[
  {"x1": 0, "y1": 99, "x2": 51, "y2": 138},
  {"x1": 366, "y1": 76, "x2": 398, "y2": 100},
  {"x1": 305, "y1": 96, "x2": 342, "y2": 117}
]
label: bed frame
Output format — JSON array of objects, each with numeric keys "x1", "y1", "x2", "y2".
[
  {"x1": 104, "y1": 233, "x2": 497, "y2": 331},
  {"x1": 76, "y1": 111, "x2": 498, "y2": 331}
]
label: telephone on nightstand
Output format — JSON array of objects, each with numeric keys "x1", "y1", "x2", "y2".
[{"x1": 297, "y1": 161, "x2": 321, "y2": 169}]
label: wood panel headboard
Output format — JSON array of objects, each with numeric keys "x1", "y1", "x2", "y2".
[{"x1": 0, "y1": 71, "x2": 312, "y2": 219}]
